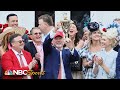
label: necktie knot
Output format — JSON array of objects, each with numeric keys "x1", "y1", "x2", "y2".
[{"x1": 18, "y1": 53, "x2": 23, "y2": 56}]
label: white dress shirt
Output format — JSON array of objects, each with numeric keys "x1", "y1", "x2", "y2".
[
  {"x1": 12, "y1": 48, "x2": 31, "y2": 79},
  {"x1": 60, "y1": 51, "x2": 66, "y2": 79},
  {"x1": 42, "y1": 27, "x2": 55, "y2": 42}
]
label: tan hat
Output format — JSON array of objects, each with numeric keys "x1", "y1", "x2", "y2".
[
  {"x1": 100, "y1": 28, "x2": 118, "y2": 39},
  {"x1": 0, "y1": 27, "x2": 26, "y2": 40},
  {"x1": 14, "y1": 27, "x2": 26, "y2": 36}
]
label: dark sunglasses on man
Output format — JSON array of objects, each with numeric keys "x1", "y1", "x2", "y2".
[{"x1": 16, "y1": 39, "x2": 24, "y2": 44}]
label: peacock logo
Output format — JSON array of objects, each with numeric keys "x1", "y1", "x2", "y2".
[{"x1": 4, "y1": 70, "x2": 13, "y2": 75}]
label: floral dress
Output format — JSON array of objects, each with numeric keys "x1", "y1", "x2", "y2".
[{"x1": 77, "y1": 45, "x2": 102, "y2": 79}]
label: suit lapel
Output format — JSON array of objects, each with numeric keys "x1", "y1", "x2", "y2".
[
  {"x1": 10, "y1": 49, "x2": 21, "y2": 67},
  {"x1": 62, "y1": 49, "x2": 65, "y2": 64},
  {"x1": 30, "y1": 42, "x2": 37, "y2": 57}
]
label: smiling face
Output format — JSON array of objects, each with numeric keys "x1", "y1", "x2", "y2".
[
  {"x1": 30, "y1": 28, "x2": 42, "y2": 43},
  {"x1": 101, "y1": 36, "x2": 112, "y2": 48},
  {"x1": 53, "y1": 36, "x2": 64, "y2": 49},
  {"x1": 11, "y1": 35, "x2": 25, "y2": 51},
  {"x1": 7, "y1": 16, "x2": 18, "y2": 28},
  {"x1": 91, "y1": 30, "x2": 101, "y2": 41},
  {"x1": 68, "y1": 23, "x2": 78, "y2": 37}
]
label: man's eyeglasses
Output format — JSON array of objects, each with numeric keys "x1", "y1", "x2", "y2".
[
  {"x1": 14, "y1": 39, "x2": 24, "y2": 44},
  {"x1": 34, "y1": 32, "x2": 42, "y2": 35}
]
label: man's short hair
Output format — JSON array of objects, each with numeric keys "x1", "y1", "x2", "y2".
[
  {"x1": 30, "y1": 27, "x2": 40, "y2": 35},
  {"x1": 9, "y1": 34, "x2": 21, "y2": 46},
  {"x1": 6, "y1": 13, "x2": 18, "y2": 21},
  {"x1": 38, "y1": 14, "x2": 53, "y2": 26}
]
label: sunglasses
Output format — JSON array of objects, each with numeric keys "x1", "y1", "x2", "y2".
[
  {"x1": 34, "y1": 32, "x2": 42, "y2": 35},
  {"x1": 14, "y1": 39, "x2": 24, "y2": 44}
]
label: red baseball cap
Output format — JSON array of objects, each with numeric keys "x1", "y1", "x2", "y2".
[{"x1": 54, "y1": 31, "x2": 64, "y2": 38}]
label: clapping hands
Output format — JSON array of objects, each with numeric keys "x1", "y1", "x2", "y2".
[
  {"x1": 28, "y1": 57, "x2": 38, "y2": 70},
  {"x1": 93, "y1": 55, "x2": 103, "y2": 66}
]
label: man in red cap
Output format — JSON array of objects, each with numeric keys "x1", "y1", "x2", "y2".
[{"x1": 40, "y1": 29, "x2": 79, "y2": 79}]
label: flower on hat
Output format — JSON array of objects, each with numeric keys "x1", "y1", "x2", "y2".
[
  {"x1": 102, "y1": 28, "x2": 118, "y2": 39},
  {"x1": 102, "y1": 28, "x2": 107, "y2": 32}
]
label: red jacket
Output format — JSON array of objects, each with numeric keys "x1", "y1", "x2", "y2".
[{"x1": 1, "y1": 49, "x2": 39, "y2": 79}]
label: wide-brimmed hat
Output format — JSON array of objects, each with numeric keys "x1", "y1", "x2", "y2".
[
  {"x1": 0, "y1": 27, "x2": 26, "y2": 40},
  {"x1": 100, "y1": 27, "x2": 118, "y2": 39}
]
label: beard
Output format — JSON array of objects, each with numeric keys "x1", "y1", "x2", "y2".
[{"x1": 55, "y1": 44, "x2": 63, "y2": 48}]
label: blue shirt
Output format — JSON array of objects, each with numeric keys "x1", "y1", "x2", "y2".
[{"x1": 93, "y1": 49, "x2": 118, "y2": 79}]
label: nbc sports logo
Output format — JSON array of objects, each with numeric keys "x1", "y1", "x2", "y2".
[{"x1": 4, "y1": 70, "x2": 13, "y2": 75}]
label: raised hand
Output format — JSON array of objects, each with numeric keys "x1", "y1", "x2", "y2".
[
  {"x1": 56, "y1": 22, "x2": 62, "y2": 29},
  {"x1": 65, "y1": 38, "x2": 74, "y2": 50}
]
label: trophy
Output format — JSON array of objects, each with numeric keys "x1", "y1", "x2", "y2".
[{"x1": 61, "y1": 12, "x2": 72, "y2": 38}]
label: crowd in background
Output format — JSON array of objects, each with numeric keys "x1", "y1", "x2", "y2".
[{"x1": 0, "y1": 13, "x2": 120, "y2": 79}]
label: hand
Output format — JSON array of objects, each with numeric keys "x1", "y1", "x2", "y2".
[
  {"x1": 96, "y1": 56, "x2": 103, "y2": 66},
  {"x1": 35, "y1": 53, "x2": 40, "y2": 60},
  {"x1": 28, "y1": 58, "x2": 38, "y2": 70},
  {"x1": 87, "y1": 61, "x2": 93, "y2": 66},
  {"x1": 65, "y1": 38, "x2": 74, "y2": 50},
  {"x1": 56, "y1": 22, "x2": 62, "y2": 29},
  {"x1": 32, "y1": 58, "x2": 38, "y2": 68},
  {"x1": 64, "y1": 38, "x2": 71, "y2": 44}
]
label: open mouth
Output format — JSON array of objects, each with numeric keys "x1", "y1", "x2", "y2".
[{"x1": 69, "y1": 31, "x2": 73, "y2": 33}]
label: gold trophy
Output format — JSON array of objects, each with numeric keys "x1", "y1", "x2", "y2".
[{"x1": 61, "y1": 12, "x2": 72, "y2": 38}]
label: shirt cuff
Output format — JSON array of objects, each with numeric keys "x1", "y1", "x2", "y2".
[{"x1": 50, "y1": 30, "x2": 56, "y2": 39}]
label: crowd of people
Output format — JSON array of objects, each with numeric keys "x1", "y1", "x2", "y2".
[{"x1": 0, "y1": 13, "x2": 120, "y2": 79}]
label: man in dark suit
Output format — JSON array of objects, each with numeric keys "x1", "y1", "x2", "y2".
[
  {"x1": 24, "y1": 27, "x2": 42, "y2": 79},
  {"x1": 116, "y1": 48, "x2": 120, "y2": 79},
  {"x1": 41, "y1": 30, "x2": 79, "y2": 79}
]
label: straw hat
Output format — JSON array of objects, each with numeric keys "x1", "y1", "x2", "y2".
[
  {"x1": 100, "y1": 28, "x2": 118, "y2": 39},
  {"x1": 0, "y1": 27, "x2": 26, "y2": 40}
]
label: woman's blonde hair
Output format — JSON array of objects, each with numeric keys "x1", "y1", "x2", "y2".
[
  {"x1": 2, "y1": 31, "x2": 14, "y2": 51},
  {"x1": 101, "y1": 28, "x2": 118, "y2": 47}
]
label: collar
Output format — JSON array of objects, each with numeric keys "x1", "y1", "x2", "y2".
[
  {"x1": 33, "y1": 41, "x2": 42, "y2": 46},
  {"x1": 44, "y1": 27, "x2": 55, "y2": 37},
  {"x1": 12, "y1": 48, "x2": 23, "y2": 55}
]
